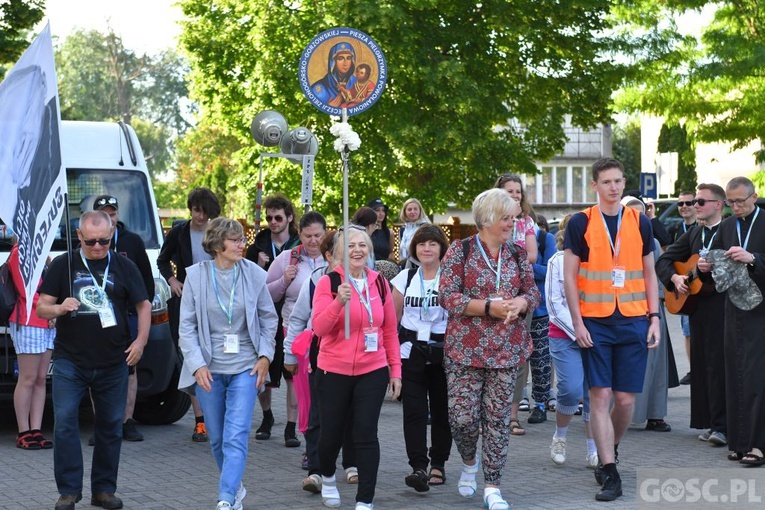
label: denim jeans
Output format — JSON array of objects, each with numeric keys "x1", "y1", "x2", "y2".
[
  {"x1": 195, "y1": 370, "x2": 259, "y2": 505},
  {"x1": 548, "y1": 336, "x2": 590, "y2": 421},
  {"x1": 52, "y1": 358, "x2": 128, "y2": 496}
]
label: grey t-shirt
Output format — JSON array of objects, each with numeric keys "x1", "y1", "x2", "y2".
[
  {"x1": 190, "y1": 228, "x2": 213, "y2": 265},
  {"x1": 205, "y1": 265, "x2": 257, "y2": 374}
]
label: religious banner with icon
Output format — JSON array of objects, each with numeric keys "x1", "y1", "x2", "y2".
[{"x1": 298, "y1": 27, "x2": 387, "y2": 116}]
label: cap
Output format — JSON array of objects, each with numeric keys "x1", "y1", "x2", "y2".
[
  {"x1": 93, "y1": 195, "x2": 119, "y2": 211},
  {"x1": 367, "y1": 198, "x2": 385, "y2": 209},
  {"x1": 620, "y1": 195, "x2": 645, "y2": 212}
]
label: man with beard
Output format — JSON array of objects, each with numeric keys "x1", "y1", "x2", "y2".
[
  {"x1": 699, "y1": 177, "x2": 765, "y2": 466},
  {"x1": 656, "y1": 184, "x2": 727, "y2": 446}
]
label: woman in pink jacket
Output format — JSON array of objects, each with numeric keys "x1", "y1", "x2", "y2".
[{"x1": 311, "y1": 227, "x2": 402, "y2": 510}]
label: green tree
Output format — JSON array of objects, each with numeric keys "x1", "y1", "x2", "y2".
[
  {"x1": 55, "y1": 28, "x2": 192, "y2": 178},
  {"x1": 612, "y1": 120, "x2": 642, "y2": 190},
  {"x1": 616, "y1": 1, "x2": 765, "y2": 163},
  {"x1": 0, "y1": 0, "x2": 45, "y2": 79},
  {"x1": 178, "y1": 0, "x2": 642, "y2": 218},
  {"x1": 657, "y1": 123, "x2": 697, "y2": 196}
]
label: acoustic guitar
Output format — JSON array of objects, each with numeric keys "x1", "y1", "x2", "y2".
[{"x1": 664, "y1": 254, "x2": 715, "y2": 315}]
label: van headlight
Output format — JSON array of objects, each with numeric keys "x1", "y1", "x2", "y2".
[{"x1": 151, "y1": 278, "x2": 172, "y2": 325}]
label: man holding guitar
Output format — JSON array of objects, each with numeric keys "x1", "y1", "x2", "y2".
[
  {"x1": 656, "y1": 183, "x2": 727, "y2": 447},
  {"x1": 667, "y1": 192, "x2": 698, "y2": 385}
]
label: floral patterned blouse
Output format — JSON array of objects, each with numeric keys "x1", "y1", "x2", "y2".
[{"x1": 439, "y1": 234, "x2": 540, "y2": 369}]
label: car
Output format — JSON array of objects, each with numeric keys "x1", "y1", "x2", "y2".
[
  {"x1": 1, "y1": 121, "x2": 190, "y2": 425},
  {"x1": 656, "y1": 196, "x2": 765, "y2": 231}
]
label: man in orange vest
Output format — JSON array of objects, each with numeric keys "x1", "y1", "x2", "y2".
[{"x1": 563, "y1": 158, "x2": 661, "y2": 502}]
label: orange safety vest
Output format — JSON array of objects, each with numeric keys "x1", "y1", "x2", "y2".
[{"x1": 577, "y1": 205, "x2": 648, "y2": 318}]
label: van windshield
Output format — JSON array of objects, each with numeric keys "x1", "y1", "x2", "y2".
[{"x1": 0, "y1": 168, "x2": 160, "y2": 253}]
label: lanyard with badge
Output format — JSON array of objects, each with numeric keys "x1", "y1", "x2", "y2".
[
  {"x1": 736, "y1": 206, "x2": 760, "y2": 251},
  {"x1": 475, "y1": 235, "x2": 504, "y2": 300},
  {"x1": 349, "y1": 273, "x2": 378, "y2": 352},
  {"x1": 599, "y1": 206, "x2": 625, "y2": 288},
  {"x1": 80, "y1": 250, "x2": 117, "y2": 328},
  {"x1": 416, "y1": 267, "x2": 441, "y2": 342},
  {"x1": 211, "y1": 263, "x2": 240, "y2": 353},
  {"x1": 699, "y1": 226, "x2": 718, "y2": 258}
]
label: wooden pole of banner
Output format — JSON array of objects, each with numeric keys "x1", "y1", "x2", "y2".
[{"x1": 341, "y1": 108, "x2": 351, "y2": 339}]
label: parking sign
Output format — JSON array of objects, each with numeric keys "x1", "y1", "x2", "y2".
[{"x1": 641, "y1": 173, "x2": 657, "y2": 199}]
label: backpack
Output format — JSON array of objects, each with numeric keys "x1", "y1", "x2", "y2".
[
  {"x1": 305, "y1": 269, "x2": 389, "y2": 370},
  {"x1": 0, "y1": 260, "x2": 18, "y2": 325}
]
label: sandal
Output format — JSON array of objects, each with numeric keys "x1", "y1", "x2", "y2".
[
  {"x1": 458, "y1": 459, "x2": 480, "y2": 498},
  {"x1": 740, "y1": 451, "x2": 765, "y2": 467},
  {"x1": 728, "y1": 451, "x2": 745, "y2": 461},
  {"x1": 31, "y1": 430, "x2": 53, "y2": 449},
  {"x1": 16, "y1": 431, "x2": 42, "y2": 450},
  {"x1": 509, "y1": 419, "x2": 526, "y2": 436},
  {"x1": 428, "y1": 466, "x2": 445, "y2": 486},
  {"x1": 404, "y1": 469, "x2": 429, "y2": 492},
  {"x1": 345, "y1": 466, "x2": 359, "y2": 484}
]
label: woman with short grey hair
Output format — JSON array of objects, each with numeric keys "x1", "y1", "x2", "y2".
[
  {"x1": 439, "y1": 188, "x2": 540, "y2": 510},
  {"x1": 178, "y1": 217, "x2": 278, "y2": 510}
]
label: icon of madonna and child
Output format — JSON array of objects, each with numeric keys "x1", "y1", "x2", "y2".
[{"x1": 310, "y1": 42, "x2": 376, "y2": 108}]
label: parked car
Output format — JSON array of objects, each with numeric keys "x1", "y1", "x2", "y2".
[{"x1": 0, "y1": 121, "x2": 190, "y2": 425}]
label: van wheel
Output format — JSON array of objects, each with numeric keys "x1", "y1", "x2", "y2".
[{"x1": 133, "y1": 386, "x2": 191, "y2": 425}]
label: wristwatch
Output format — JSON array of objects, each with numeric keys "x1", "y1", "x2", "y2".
[
  {"x1": 647, "y1": 312, "x2": 660, "y2": 320},
  {"x1": 485, "y1": 299, "x2": 492, "y2": 317},
  {"x1": 748, "y1": 253, "x2": 756, "y2": 266}
]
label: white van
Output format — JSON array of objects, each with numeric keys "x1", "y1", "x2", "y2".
[{"x1": 0, "y1": 120, "x2": 190, "y2": 425}]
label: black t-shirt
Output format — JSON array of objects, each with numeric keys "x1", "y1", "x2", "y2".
[
  {"x1": 40, "y1": 250, "x2": 149, "y2": 369},
  {"x1": 371, "y1": 227, "x2": 392, "y2": 261}
]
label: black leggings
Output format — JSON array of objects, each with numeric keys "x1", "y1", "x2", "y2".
[{"x1": 317, "y1": 367, "x2": 388, "y2": 504}]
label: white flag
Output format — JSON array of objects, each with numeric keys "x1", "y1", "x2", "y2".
[{"x1": 0, "y1": 23, "x2": 66, "y2": 323}]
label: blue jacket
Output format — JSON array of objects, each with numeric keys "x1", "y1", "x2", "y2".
[{"x1": 532, "y1": 230, "x2": 557, "y2": 317}]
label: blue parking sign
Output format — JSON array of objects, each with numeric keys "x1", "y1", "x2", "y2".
[{"x1": 640, "y1": 173, "x2": 657, "y2": 199}]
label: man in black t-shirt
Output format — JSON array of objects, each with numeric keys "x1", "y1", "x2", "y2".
[{"x1": 37, "y1": 210, "x2": 150, "y2": 510}]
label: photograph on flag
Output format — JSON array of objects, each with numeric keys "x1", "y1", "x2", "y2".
[{"x1": 0, "y1": 24, "x2": 66, "y2": 321}]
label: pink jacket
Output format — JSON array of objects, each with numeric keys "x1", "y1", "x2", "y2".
[{"x1": 312, "y1": 266, "x2": 401, "y2": 378}]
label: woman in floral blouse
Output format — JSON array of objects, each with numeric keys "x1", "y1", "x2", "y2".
[{"x1": 439, "y1": 188, "x2": 540, "y2": 510}]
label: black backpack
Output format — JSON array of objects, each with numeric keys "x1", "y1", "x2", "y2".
[{"x1": 0, "y1": 260, "x2": 18, "y2": 325}]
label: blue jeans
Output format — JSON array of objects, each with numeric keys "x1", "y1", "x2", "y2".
[
  {"x1": 549, "y1": 337, "x2": 590, "y2": 421},
  {"x1": 52, "y1": 358, "x2": 128, "y2": 496},
  {"x1": 195, "y1": 370, "x2": 259, "y2": 505}
]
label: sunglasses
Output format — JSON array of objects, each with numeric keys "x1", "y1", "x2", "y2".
[
  {"x1": 677, "y1": 201, "x2": 694, "y2": 207},
  {"x1": 95, "y1": 197, "x2": 118, "y2": 207},
  {"x1": 692, "y1": 198, "x2": 719, "y2": 206},
  {"x1": 266, "y1": 215, "x2": 284, "y2": 222},
  {"x1": 82, "y1": 238, "x2": 111, "y2": 246}
]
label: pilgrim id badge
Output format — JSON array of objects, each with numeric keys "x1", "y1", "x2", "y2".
[
  {"x1": 224, "y1": 334, "x2": 240, "y2": 354},
  {"x1": 98, "y1": 305, "x2": 117, "y2": 329},
  {"x1": 364, "y1": 327, "x2": 379, "y2": 352},
  {"x1": 612, "y1": 267, "x2": 626, "y2": 288},
  {"x1": 417, "y1": 323, "x2": 432, "y2": 342}
]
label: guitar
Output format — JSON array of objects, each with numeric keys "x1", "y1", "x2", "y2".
[{"x1": 664, "y1": 254, "x2": 715, "y2": 315}]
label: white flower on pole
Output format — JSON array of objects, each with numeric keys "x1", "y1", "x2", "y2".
[{"x1": 330, "y1": 121, "x2": 361, "y2": 152}]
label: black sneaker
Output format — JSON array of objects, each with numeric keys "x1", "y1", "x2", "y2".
[
  {"x1": 528, "y1": 406, "x2": 547, "y2": 424},
  {"x1": 284, "y1": 427, "x2": 301, "y2": 448},
  {"x1": 680, "y1": 372, "x2": 691, "y2": 385},
  {"x1": 122, "y1": 419, "x2": 144, "y2": 441},
  {"x1": 255, "y1": 414, "x2": 274, "y2": 440},
  {"x1": 646, "y1": 419, "x2": 672, "y2": 432},
  {"x1": 596, "y1": 475, "x2": 623, "y2": 501}
]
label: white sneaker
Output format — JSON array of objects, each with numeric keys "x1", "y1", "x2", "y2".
[
  {"x1": 233, "y1": 484, "x2": 246, "y2": 510},
  {"x1": 216, "y1": 502, "x2": 232, "y2": 510},
  {"x1": 355, "y1": 503, "x2": 374, "y2": 509},
  {"x1": 698, "y1": 429, "x2": 712, "y2": 442},
  {"x1": 550, "y1": 437, "x2": 567, "y2": 465},
  {"x1": 586, "y1": 451, "x2": 599, "y2": 469}
]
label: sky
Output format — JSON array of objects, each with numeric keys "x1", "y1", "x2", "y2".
[{"x1": 39, "y1": 0, "x2": 183, "y2": 55}]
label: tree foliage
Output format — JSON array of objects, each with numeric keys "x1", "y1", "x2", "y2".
[
  {"x1": 615, "y1": 1, "x2": 765, "y2": 164},
  {"x1": 178, "y1": 0, "x2": 641, "y2": 219},
  {"x1": 0, "y1": 0, "x2": 45, "y2": 79},
  {"x1": 657, "y1": 123, "x2": 697, "y2": 195},
  {"x1": 612, "y1": 120, "x2": 642, "y2": 190},
  {"x1": 55, "y1": 28, "x2": 192, "y2": 179}
]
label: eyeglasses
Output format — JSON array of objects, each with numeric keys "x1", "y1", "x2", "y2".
[
  {"x1": 677, "y1": 201, "x2": 694, "y2": 207},
  {"x1": 725, "y1": 193, "x2": 754, "y2": 207},
  {"x1": 265, "y1": 215, "x2": 284, "y2": 222},
  {"x1": 692, "y1": 198, "x2": 719, "y2": 207},
  {"x1": 82, "y1": 238, "x2": 111, "y2": 246},
  {"x1": 226, "y1": 237, "x2": 247, "y2": 245},
  {"x1": 95, "y1": 197, "x2": 118, "y2": 207}
]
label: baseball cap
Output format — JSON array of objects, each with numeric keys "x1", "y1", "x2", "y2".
[
  {"x1": 93, "y1": 195, "x2": 119, "y2": 210},
  {"x1": 367, "y1": 198, "x2": 385, "y2": 209}
]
